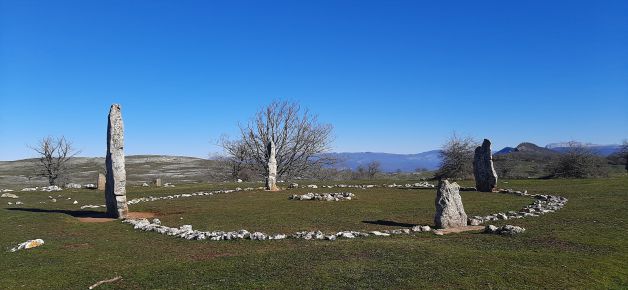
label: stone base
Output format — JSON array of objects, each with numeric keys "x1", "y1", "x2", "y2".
[
  {"x1": 106, "y1": 194, "x2": 129, "y2": 219},
  {"x1": 432, "y1": 226, "x2": 484, "y2": 235}
]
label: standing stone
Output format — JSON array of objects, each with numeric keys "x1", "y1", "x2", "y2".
[
  {"x1": 105, "y1": 104, "x2": 128, "y2": 219},
  {"x1": 153, "y1": 178, "x2": 162, "y2": 187},
  {"x1": 473, "y1": 139, "x2": 498, "y2": 192},
  {"x1": 97, "y1": 173, "x2": 106, "y2": 191},
  {"x1": 265, "y1": 140, "x2": 279, "y2": 191},
  {"x1": 434, "y1": 179, "x2": 467, "y2": 229}
]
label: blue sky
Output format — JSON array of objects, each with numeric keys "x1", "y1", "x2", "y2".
[{"x1": 1, "y1": 0, "x2": 627, "y2": 160}]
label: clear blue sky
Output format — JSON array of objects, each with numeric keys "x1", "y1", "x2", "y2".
[{"x1": 1, "y1": 0, "x2": 626, "y2": 160}]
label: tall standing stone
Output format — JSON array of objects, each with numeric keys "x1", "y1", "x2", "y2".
[
  {"x1": 434, "y1": 179, "x2": 467, "y2": 229},
  {"x1": 105, "y1": 104, "x2": 128, "y2": 219},
  {"x1": 265, "y1": 140, "x2": 279, "y2": 191},
  {"x1": 97, "y1": 173, "x2": 106, "y2": 191},
  {"x1": 473, "y1": 139, "x2": 498, "y2": 192}
]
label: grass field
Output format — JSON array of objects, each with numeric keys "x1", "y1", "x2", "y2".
[{"x1": 1, "y1": 177, "x2": 627, "y2": 289}]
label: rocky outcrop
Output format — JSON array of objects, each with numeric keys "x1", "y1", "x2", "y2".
[
  {"x1": 105, "y1": 104, "x2": 128, "y2": 219},
  {"x1": 265, "y1": 140, "x2": 279, "y2": 191},
  {"x1": 434, "y1": 179, "x2": 467, "y2": 229},
  {"x1": 473, "y1": 139, "x2": 498, "y2": 192}
]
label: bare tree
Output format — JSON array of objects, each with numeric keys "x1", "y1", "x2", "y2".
[
  {"x1": 435, "y1": 133, "x2": 477, "y2": 180},
  {"x1": 29, "y1": 136, "x2": 80, "y2": 185},
  {"x1": 547, "y1": 141, "x2": 608, "y2": 178},
  {"x1": 218, "y1": 138, "x2": 254, "y2": 181},
  {"x1": 222, "y1": 100, "x2": 334, "y2": 179},
  {"x1": 367, "y1": 161, "x2": 381, "y2": 179}
]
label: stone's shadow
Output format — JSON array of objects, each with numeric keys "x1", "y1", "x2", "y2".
[
  {"x1": 362, "y1": 220, "x2": 416, "y2": 228},
  {"x1": 6, "y1": 208, "x2": 109, "y2": 218}
]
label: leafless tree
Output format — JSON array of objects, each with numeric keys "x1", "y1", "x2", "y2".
[
  {"x1": 435, "y1": 133, "x2": 477, "y2": 180},
  {"x1": 547, "y1": 141, "x2": 608, "y2": 178},
  {"x1": 218, "y1": 138, "x2": 254, "y2": 181},
  {"x1": 222, "y1": 100, "x2": 335, "y2": 179},
  {"x1": 29, "y1": 136, "x2": 80, "y2": 185},
  {"x1": 367, "y1": 161, "x2": 381, "y2": 179}
]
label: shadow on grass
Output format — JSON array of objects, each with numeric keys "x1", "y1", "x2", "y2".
[
  {"x1": 362, "y1": 220, "x2": 416, "y2": 227},
  {"x1": 6, "y1": 208, "x2": 110, "y2": 218}
]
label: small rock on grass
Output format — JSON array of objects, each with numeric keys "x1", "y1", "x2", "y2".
[{"x1": 9, "y1": 239, "x2": 45, "y2": 252}]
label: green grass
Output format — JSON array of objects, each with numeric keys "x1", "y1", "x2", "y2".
[{"x1": 0, "y1": 177, "x2": 626, "y2": 289}]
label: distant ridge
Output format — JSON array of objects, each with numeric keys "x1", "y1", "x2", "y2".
[
  {"x1": 323, "y1": 150, "x2": 442, "y2": 172},
  {"x1": 545, "y1": 143, "x2": 622, "y2": 157}
]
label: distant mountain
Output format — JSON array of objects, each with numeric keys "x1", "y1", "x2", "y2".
[
  {"x1": 495, "y1": 147, "x2": 516, "y2": 155},
  {"x1": 545, "y1": 143, "x2": 622, "y2": 157},
  {"x1": 495, "y1": 142, "x2": 558, "y2": 157},
  {"x1": 324, "y1": 150, "x2": 442, "y2": 172}
]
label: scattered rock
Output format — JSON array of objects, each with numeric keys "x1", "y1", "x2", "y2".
[
  {"x1": 141, "y1": 183, "x2": 149, "y2": 187},
  {"x1": 484, "y1": 224, "x2": 525, "y2": 235},
  {"x1": 65, "y1": 183, "x2": 82, "y2": 189},
  {"x1": 1, "y1": 193, "x2": 19, "y2": 199},
  {"x1": 289, "y1": 192, "x2": 354, "y2": 201},
  {"x1": 9, "y1": 239, "x2": 45, "y2": 252}
]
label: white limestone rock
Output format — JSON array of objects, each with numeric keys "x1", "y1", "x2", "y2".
[{"x1": 434, "y1": 180, "x2": 467, "y2": 229}]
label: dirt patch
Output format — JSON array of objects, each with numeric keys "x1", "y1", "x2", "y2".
[
  {"x1": 433, "y1": 226, "x2": 484, "y2": 235},
  {"x1": 127, "y1": 212, "x2": 156, "y2": 219},
  {"x1": 77, "y1": 211, "x2": 156, "y2": 223}
]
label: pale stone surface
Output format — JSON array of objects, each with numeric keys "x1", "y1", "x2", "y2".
[
  {"x1": 153, "y1": 178, "x2": 162, "y2": 187},
  {"x1": 434, "y1": 180, "x2": 468, "y2": 229},
  {"x1": 97, "y1": 173, "x2": 106, "y2": 191},
  {"x1": 10, "y1": 239, "x2": 45, "y2": 252},
  {"x1": 265, "y1": 140, "x2": 279, "y2": 191},
  {"x1": 473, "y1": 139, "x2": 498, "y2": 192},
  {"x1": 66, "y1": 183, "x2": 81, "y2": 189},
  {"x1": 105, "y1": 104, "x2": 128, "y2": 219}
]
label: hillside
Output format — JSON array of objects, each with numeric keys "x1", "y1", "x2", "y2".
[
  {"x1": 0, "y1": 155, "x2": 225, "y2": 188},
  {"x1": 546, "y1": 143, "x2": 622, "y2": 156},
  {"x1": 493, "y1": 142, "x2": 561, "y2": 178}
]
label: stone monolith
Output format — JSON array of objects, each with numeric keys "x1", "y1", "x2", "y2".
[
  {"x1": 97, "y1": 173, "x2": 106, "y2": 191},
  {"x1": 265, "y1": 140, "x2": 279, "y2": 191},
  {"x1": 434, "y1": 179, "x2": 467, "y2": 229},
  {"x1": 105, "y1": 104, "x2": 128, "y2": 218},
  {"x1": 473, "y1": 139, "x2": 498, "y2": 192}
]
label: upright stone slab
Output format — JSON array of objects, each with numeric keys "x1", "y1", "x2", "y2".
[
  {"x1": 265, "y1": 140, "x2": 279, "y2": 191},
  {"x1": 97, "y1": 173, "x2": 106, "y2": 191},
  {"x1": 473, "y1": 139, "x2": 498, "y2": 192},
  {"x1": 153, "y1": 178, "x2": 162, "y2": 187},
  {"x1": 105, "y1": 104, "x2": 128, "y2": 219},
  {"x1": 434, "y1": 179, "x2": 467, "y2": 229}
]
